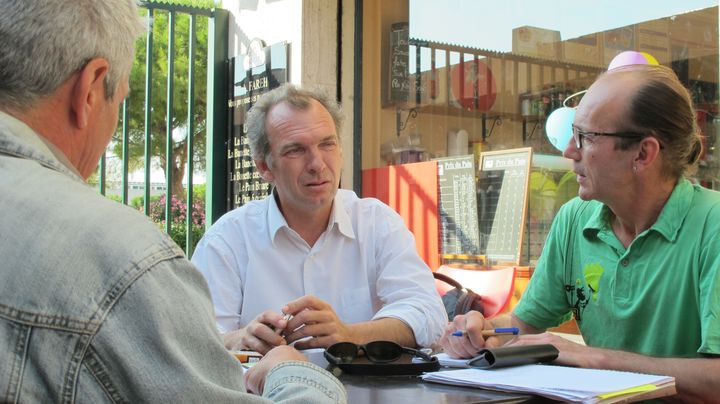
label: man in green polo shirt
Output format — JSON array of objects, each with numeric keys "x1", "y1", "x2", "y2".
[{"x1": 439, "y1": 64, "x2": 719, "y2": 402}]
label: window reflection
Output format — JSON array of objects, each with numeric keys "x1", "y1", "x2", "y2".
[{"x1": 366, "y1": 1, "x2": 718, "y2": 265}]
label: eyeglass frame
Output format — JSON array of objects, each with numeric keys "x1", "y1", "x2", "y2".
[
  {"x1": 571, "y1": 124, "x2": 647, "y2": 150},
  {"x1": 323, "y1": 341, "x2": 434, "y2": 365}
]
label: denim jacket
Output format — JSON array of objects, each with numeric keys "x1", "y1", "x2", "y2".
[{"x1": 0, "y1": 111, "x2": 346, "y2": 403}]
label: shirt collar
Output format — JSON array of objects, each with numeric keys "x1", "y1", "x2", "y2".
[
  {"x1": 331, "y1": 190, "x2": 356, "y2": 239},
  {"x1": 267, "y1": 188, "x2": 287, "y2": 242},
  {"x1": 646, "y1": 178, "x2": 692, "y2": 242},
  {"x1": 583, "y1": 178, "x2": 692, "y2": 242},
  {"x1": 267, "y1": 189, "x2": 357, "y2": 245}
]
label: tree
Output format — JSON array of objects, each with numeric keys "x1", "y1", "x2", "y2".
[{"x1": 114, "y1": 6, "x2": 209, "y2": 200}]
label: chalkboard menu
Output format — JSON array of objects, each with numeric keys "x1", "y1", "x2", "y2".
[
  {"x1": 477, "y1": 148, "x2": 532, "y2": 264},
  {"x1": 389, "y1": 22, "x2": 410, "y2": 103},
  {"x1": 227, "y1": 41, "x2": 288, "y2": 210},
  {"x1": 435, "y1": 155, "x2": 481, "y2": 256}
]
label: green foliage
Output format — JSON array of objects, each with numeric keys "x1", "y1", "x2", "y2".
[
  {"x1": 86, "y1": 171, "x2": 99, "y2": 187},
  {"x1": 131, "y1": 195, "x2": 145, "y2": 210},
  {"x1": 114, "y1": 6, "x2": 209, "y2": 199},
  {"x1": 105, "y1": 194, "x2": 124, "y2": 203},
  {"x1": 126, "y1": 187, "x2": 206, "y2": 251},
  {"x1": 191, "y1": 182, "x2": 206, "y2": 201},
  {"x1": 98, "y1": 2, "x2": 213, "y2": 252}
]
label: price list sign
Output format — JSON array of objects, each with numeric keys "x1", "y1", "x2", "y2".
[
  {"x1": 227, "y1": 42, "x2": 288, "y2": 210},
  {"x1": 478, "y1": 148, "x2": 532, "y2": 264},
  {"x1": 435, "y1": 155, "x2": 481, "y2": 256}
]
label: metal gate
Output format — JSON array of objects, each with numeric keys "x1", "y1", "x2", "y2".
[{"x1": 96, "y1": 0, "x2": 229, "y2": 257}]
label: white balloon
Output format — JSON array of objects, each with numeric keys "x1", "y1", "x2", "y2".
[{"x1": 545, "y1": 107, "x2": 575, "y2": 152}]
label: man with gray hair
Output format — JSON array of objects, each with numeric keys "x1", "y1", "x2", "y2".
[
  {"x1": 0, "y1": 1, "x2": 345, "y2": 402},
  {"x1": 192, "y1": 84, "x2": 447, "y2": 354}
]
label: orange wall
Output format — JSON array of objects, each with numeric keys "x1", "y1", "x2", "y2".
[{"x1": 361, "y1": 161, "x2": 439, "y2": 270}]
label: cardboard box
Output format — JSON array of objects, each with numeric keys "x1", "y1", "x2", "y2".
[
  {"x1": 563, "y1": 33, "x2": 602, "y2": 67},
  {"x1": 512, "y1": 26, "x2": 562, "y2": 60}
]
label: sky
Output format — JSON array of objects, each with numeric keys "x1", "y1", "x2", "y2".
[{"x1": 410, "y1": 0, "x2": 717, "y2": 52}]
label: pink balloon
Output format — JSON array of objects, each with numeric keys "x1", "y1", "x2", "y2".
[{"x1": 608, "y1": 51, "x2": 648, "y2": 70}]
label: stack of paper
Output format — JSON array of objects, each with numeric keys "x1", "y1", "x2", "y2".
[{"x1": 422, "y1": 364, "x2": 675, "y2": 403}]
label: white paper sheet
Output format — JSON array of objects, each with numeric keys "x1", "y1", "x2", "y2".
[{"x1": 422, "y1": 364, "x2": 674, "y2": 403}]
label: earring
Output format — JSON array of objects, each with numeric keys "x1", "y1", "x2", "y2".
[{"x1": 633, "y1": 165, "x2": 638, "y2": 172}]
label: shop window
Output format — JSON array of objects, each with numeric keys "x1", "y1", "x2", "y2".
[{"x1": 361, "y1": 1, "x2": 719, "y2": 266}]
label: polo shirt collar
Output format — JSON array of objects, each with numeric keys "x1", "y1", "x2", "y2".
[
  {"x1": 647, "y1": 178, "x2": 692, "y2": 242},
  {"x1": 267, "y1": 189, "x2": 356, "y2": 244},
  {"x1": 583, "y1": 178, "x2": 692, "y2": 243}
]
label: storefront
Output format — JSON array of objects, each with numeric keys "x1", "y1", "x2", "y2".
[
  {"x1": 358, "y1": 0, "x2": 719, "y2": 270},
  {"x1": 223, "y1": 0, "x2": 718, "y2": 269}
]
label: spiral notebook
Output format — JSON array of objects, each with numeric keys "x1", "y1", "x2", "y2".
[{"x1": 422, "y1": 364, "x2": 675, "y2": 403}]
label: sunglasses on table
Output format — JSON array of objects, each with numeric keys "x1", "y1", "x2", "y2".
[{"x1": 323, "y1": 341, "x2": 434, "y2": 365}]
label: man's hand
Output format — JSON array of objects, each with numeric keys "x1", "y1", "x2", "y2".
[
  {"x1": 244, "y1": 345, "x2": 309, "y2": 395},
  {"x1": 439, "y1": 311, "x2": 505, "y2": 358},
  {"x1": 223, "y1": 310, "x2": 290, "y2": 354},
  {"x1": 281, "y1": 295, "x2": 352, "y2": 349}
]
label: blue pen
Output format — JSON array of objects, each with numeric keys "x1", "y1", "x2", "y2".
[{"x1": 452, "y1": 327, "x2": 519, "y2": 337}]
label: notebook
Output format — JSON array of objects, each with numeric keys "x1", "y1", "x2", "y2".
[{"x1": 422, "y1": 364, "x2": 675, "y2": 403}]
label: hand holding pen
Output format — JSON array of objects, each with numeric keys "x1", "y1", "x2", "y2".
[{"x1": 441, "y1": 311, "x2": 516, "y2": 359}]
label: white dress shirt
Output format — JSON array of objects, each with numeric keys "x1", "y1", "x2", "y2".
[{"x1": 191, "y1": 189, "x2": 447, "y2": 347}]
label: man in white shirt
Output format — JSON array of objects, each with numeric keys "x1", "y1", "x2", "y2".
[{"x1": 192, "y1": 84, "x2": 446, "y2": 354}]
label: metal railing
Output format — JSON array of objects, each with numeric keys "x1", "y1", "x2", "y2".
[{"x1": 97, "y1": 1, "x2": 228, "y2": 257}]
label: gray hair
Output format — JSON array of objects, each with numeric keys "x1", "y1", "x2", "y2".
[
  {"x1": 245, "y1": 84, "x2": 344, "y2": 167},
  {"x1": 0, "y1": 0, "x2": 144, "y2": 110}
]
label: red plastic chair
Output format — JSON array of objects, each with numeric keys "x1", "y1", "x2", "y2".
[{"x1": 435, "y1": 265, "x2": 516, "y2": 318}]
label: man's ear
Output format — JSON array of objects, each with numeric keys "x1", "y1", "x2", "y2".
[
  {"x1": 635, "y1": 134, "x2": 662, "y2": 172},
  {"x1": 70, "y1": 58, "x2": 110, "y2": 129},
  {"x1": 255, "y1": 159, "x2": 274, "y2": 182}
]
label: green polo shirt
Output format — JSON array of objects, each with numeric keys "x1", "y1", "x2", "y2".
[{"x1": 515, "y1": 178, "x2": 720, "y2": 357}]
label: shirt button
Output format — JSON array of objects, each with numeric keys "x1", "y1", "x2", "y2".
[{"x1": 620, "y1": 259, "x2": 629, "y2": 266}]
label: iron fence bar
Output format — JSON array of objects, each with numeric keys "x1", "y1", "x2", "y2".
[
  {"x1": 139, "y1": 1, "x2": 213, "y2": 17},
  {"x1": 99, "y1": 152, "x2": 106, "y2": 195},
  {"x1": 186, "y1": 13, "x2": 196, "y2": 256},
  {"x1": 205, "y1": 8, "x2": 229, "y2": 227},
  {"x1": 143, "y1": 8, "x2": 154, "y2": 216},
  {"x1": 122, "y1": 98, "x2": 130, "y2": 205},
  {"x1": 165, "y1": 11, "x2": 176, "y2": 234}
]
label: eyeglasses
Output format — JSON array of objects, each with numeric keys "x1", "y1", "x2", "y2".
[
  {"x1": 323, "y1": 341, "x2": 433, "y2": 365},
  {"x1": 571, "y1": 124, "x2": 645, "y2": 150}
]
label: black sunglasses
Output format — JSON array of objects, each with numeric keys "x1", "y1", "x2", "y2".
[{"x1": 324, "y1": 341, "x2": 433, "y2": 365}]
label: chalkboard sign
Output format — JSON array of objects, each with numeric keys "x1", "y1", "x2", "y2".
[
  {"x1": 227, "y1": 41, "x2": 288, "y2": 210},
  {"x1": 389, "y1": 22, "x2": 410, "y2": 103},
  {"x1": 477, "y1": 148, "x2": 532, "y2": 265},
  {"x1": 435, "y1": 155, "x2": 481, "y2": 256}
]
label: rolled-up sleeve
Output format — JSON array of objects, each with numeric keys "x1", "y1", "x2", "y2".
[{"x1": 371, "y1": 208, "x2": 448, "y2": 347}]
